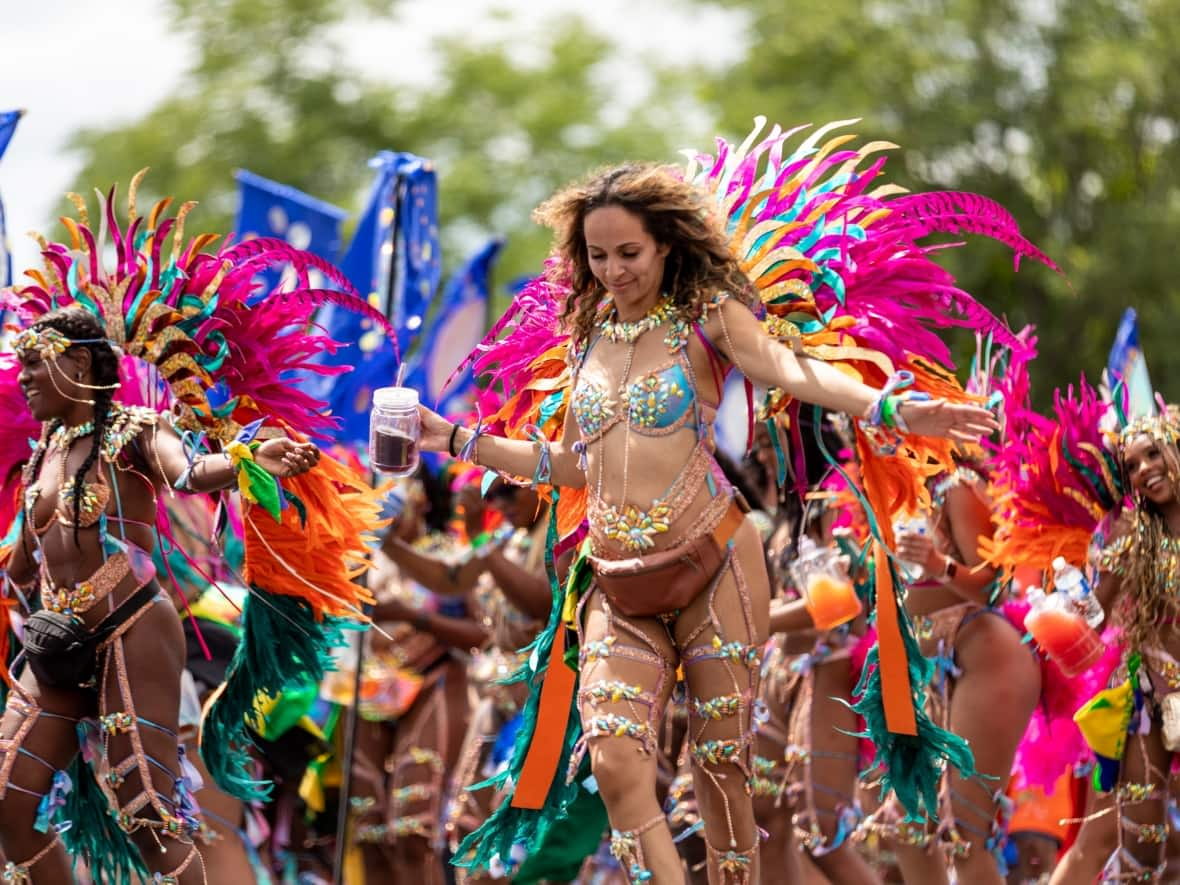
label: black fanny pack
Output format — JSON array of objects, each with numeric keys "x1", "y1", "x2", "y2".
[{"x1": 23, "y1": 584, "x2": 159, "y2": 688}]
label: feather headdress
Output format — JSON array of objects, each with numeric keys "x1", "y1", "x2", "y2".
[{"x1": 6, "y1": 170, "x2": 391, "y2": 441}]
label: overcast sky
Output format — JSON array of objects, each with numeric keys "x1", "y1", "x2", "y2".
[{"x1": 1, "y1": 0, "x2": 745, "y2": 274}]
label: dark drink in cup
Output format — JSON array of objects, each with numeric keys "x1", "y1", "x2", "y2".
[
  {"x1": 373, "y1": 428, "x2": 418, "y2": 473},
  {"x1": 369, "y1": 386, "x2": 421, "y2": 477}
]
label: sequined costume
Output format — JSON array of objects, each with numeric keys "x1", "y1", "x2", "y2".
[
  {"x1": 982, "y1": 386, "x2": 1180, "y2": 882},
  {"x1": 1088, "y1": 538, "x2": 1180, "y2": 883},
  {"x1": 560, "y1": 305, "x2": 767, "y2": 884},
  {"x1": 0, "y1": 406, "x2": 211, "y2": 883}
]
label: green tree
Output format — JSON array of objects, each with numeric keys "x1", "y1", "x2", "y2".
[
  {"x1": 694, "y1": 0, "x2": 1180, "y2": 402},
  {"x1": 63, "y1": 0, "x2": 707, "y2": 311}
]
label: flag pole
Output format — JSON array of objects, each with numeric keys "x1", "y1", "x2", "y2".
[{"x1": 332, "y1": 168, "x2": 407, "y2": 884}]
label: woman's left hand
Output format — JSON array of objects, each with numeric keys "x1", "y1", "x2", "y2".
[
  {"x1": 897, "y1": 399, "x2": 999, "y2": 442},
  {"x1": 254, "y1": 438, "x2": 321, "y2": 477}
]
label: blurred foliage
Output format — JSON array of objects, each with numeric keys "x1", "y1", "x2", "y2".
[
  {"x1": 694, "y1": 0, "x2": 1180, "y2": 401},
  {"x1": 64, "y1": 0, "x2": 1180, "y2": 403},
  {"x1": 64, "y1": 0, "x2": 706, "y2": 315}
]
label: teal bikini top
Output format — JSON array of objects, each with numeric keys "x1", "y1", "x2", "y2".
[{"x1": 571, "y1": 354, "x2": 699, "y2": 442}]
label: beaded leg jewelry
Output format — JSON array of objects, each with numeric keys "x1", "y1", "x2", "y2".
[
  {"x1": 704, "y1": 837, "x2": 759, "y2": 885},
  {"x1": 1103, "y1": 763, "x2": 1169, "y2": 883},
  {"x1": 680, "y1": 553, "x2": 763, "y2": 885},
  {"x1": 90, "y1": 638, "x2": 207, "y2": 881},
  {"x1": 567, "y1": 589, "x2": 675, "y2": 782},
  {"x1": 0, "y1": 684, "x2": 79, "y2": 882},
  {"x1": 609, "y1": 812, "x2": 666, "y2": 884},
  {"x1": 783, "y1": 640, "x2": 865, "y2": 857},
  {"x1": 1, "y1": 833, "x2": 66, "y2": 884}
]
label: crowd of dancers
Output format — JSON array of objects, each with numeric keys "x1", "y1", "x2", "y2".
[{"x1": 0, "y1": 118, "x2": 1175, "y2": 885}]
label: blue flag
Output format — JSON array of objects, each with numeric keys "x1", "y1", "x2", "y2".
[
  {"x1": 0, "y1": 109, "x2": 23, "y2": 288},
  {"x1": 310, "y1": 152, "x2": 441, "y2": 448},
  {"x1": 1108, "y1": 308, "x2": 1155, "y2": 418},
  {"x1": 233, "y1": 169, "x2": 347, "y2": 296},
  {"x1": 403, "y1": 237, "x2": 504, "y2": 417}
]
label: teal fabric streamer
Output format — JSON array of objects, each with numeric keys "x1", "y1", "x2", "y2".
[
  {"x1": 453, "y1": 490, "x2": 603, "y2": 875},
  {"x1": 846, "y1": 559, "x2": 978, "y2": 821}
]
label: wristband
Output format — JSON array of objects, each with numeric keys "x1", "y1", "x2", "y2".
[
  {"x1": 523, "y1": 424, "x2": 552, "y2": 485},
  {"x1": 448, "y1": 424, "x2": 461, "y2": 457},
  {"x1": 459, "y1": 422, "x2": 484, "y2": 464},
  {"x1": 469, "y1": 530, "x2": 492, "y2": 550}
]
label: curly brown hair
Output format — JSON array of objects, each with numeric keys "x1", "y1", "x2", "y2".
[
  {"x1": 1108, "y1": 410, "x2": 1180, "y2": 649},
  {"x1": 533, "y1": 163, "x2": 757, "y2": 350}
]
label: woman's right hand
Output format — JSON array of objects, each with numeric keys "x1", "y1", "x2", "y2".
[{"x1": 418, "y1": 404, "x2": 455, "y2": 454}]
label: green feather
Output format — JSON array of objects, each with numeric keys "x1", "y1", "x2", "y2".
[
  {"x1": 848, "y1": 561, "x2": 979, "y2": 820},
  {"x1": 454, "y1": 491, "x2": 596, "y2": 874},
  {"x1": 60, "y1": 756, "x2": 148, "y2": 884},
  {"x1": 199, "y1": 587, "x2": 357, "y2": 802}
]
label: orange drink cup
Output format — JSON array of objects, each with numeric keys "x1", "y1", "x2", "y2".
[
  {"x1": 804, "y1": 573, "x2": 861, "y2": 630},
  {"x1": 1026, "y1": 604, "x2": 1103, "y2": 677}
]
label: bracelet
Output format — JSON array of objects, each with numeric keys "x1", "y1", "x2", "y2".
[
  {"x1": 412, "y1": 610, "x2": 432, "y2": 632},
  {"x1": 523, "y1": 424, "x2": 552, "y2": 486},
  {"x1": 469, "y1": 530, "x2": 492, "y2": 550},
  {"x1": 864, "y1": 371, "x2": 916, "y2": 429},
  {"x1": 448, "y1": 424, "x2": 461, "y2": 458},
  {"x1": 459, "y1": 422, "x2": 485, "y2": 464},
  {"x1": 860, "y1": 371, "x2": 930, "y2": 455}
]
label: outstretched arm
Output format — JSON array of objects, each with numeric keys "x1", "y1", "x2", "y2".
[
  {"x1": 142, "y1": 421, "x2": 321, "y2": 493},
  {"x1": 420, "y1": 399, "x2": 587, "y2": 488},
  {"x1": 705, "y1": 298, "x2": 998, "y2": 442}
]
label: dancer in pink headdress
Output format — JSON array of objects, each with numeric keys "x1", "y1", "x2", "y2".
[{"x1": 417, "y1": 120, "x2": 1054, "y2": 884}]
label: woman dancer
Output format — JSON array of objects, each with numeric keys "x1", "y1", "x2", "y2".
[
  {"x1": 1060, "y1": 410, "x2": 1180, "y2": 882},
  {"x1": 874, "y1": 455, "x2": 1041, "y2": 885},
  {"x1": 0, "y1": 308, "x2": 319, "y2": 883},
  {"x1": 383, "y1": 480, "x2": 555, "y2": 882},
  {"x1": 0, "y1": 180, "x2": 385, "y2": 884},
  {"x1": 739, "y1": 412, "x2": 881, "y2": 884},
  {"x1": 421, "y1": 171, "x2": 997, "y2": 883},
  {"x1": 428, "y1": 121, "x2": 1055, "y2": 885}
]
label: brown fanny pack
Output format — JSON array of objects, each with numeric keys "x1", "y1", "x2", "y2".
[{"x1": 591, "y1": 500, "x2": 747, "y2": 618}]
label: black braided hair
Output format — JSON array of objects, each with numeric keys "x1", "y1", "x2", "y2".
[{"x1": 31, "y1": 308, "x2": 120, "y2": 547}]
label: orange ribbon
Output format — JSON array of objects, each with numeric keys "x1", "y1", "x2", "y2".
[
  {"x1": 873, "y1": 540, "x2": 917, "y2": 735},
  {"x1": 510, "y1": 626, "x2": 577, "y2": 810}
]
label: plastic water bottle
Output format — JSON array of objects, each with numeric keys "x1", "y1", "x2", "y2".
[{"x1": 1052, "y1": 556, "x2": 1104, "y2": 629}]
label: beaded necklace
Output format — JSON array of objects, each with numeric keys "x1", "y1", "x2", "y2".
[
  {"x1": 598, "y1": 296, "x2": 676, "y2": 344},
  {"x1": 51, "y1": 421, "x2": 95, "y2": 450}
]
